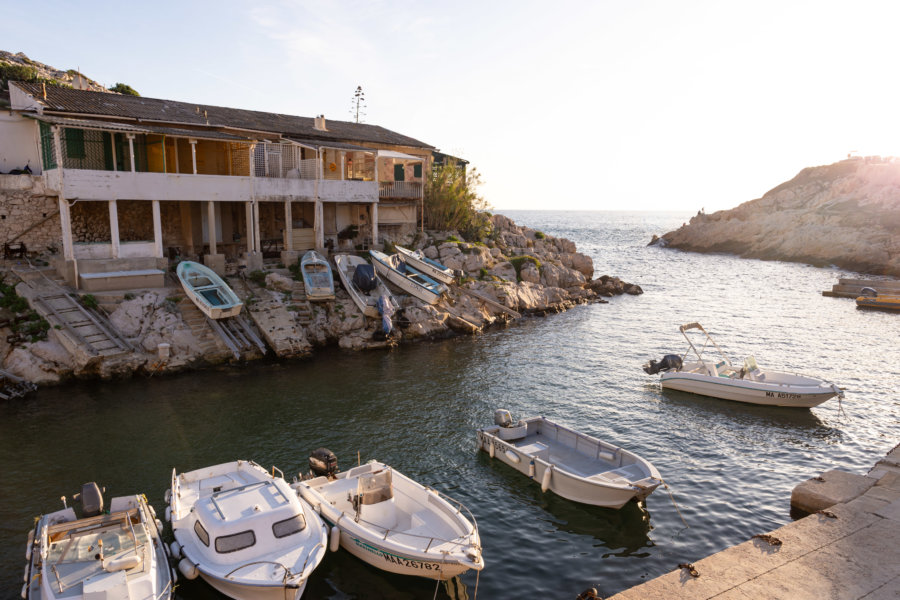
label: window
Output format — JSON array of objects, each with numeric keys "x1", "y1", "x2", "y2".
[
  {"x1": 413, "y1": 163, "x2": 422, "y2": 178},
  {"x1": 64, "y1": 128, "x2": 86, "y2": 159},
  {"x1": 193, "y1": 521, "x2": 210, "y2": 547},
  {"x1": 272, "y1": 514, "x2": 306, "y2": 539},
  {"x1": 215, "y1": 530, "x2": 256, "y2": 554},
  {"x1": 393, "y1": 163, "x2": 405, "y2": 181}
]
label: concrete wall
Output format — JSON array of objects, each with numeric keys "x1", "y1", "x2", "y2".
[
  {"x1": 0, "y1": 174, "x2": 61, "y2": 253},
  {"x1": 0, "y1": 114, "x2": 41, "y2": 175}
]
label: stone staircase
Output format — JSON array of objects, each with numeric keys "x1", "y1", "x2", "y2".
[
  {"x1": 289, "y1": 280, "x2": 314, "y2": 325},
  {"x1": 177, "y1": 298, "x2": 222, "y2": 356}
]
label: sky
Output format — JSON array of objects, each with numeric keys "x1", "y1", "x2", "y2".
[{"x1": 4, "y1": 0, "x2": 900, "y2": 212}]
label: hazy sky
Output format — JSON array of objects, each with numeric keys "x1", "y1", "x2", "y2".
[{"x1": 4, "y1": 0, "x2": 899, "y2": 211}]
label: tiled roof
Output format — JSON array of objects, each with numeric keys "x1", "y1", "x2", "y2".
[{"x1": 13, "y1": 82, "x2": 434, "y2": 150}]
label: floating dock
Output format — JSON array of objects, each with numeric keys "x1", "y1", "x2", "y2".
[
  {"x1": 822, "y1": 278, "x2": 900, "y2": 299},
  {"x1": 607, "y1": 444, "x2": 900, "y2": 600}
]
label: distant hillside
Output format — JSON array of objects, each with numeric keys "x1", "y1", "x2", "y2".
[
  {"x1": 0, "y1": 50, "x2": 111, "y2": 107},
  {"x1": 653, "y1": 157, "x2": 900, "y2": 276}
]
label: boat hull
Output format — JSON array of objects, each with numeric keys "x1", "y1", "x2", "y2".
[
  {"x1": 333, "y1": 254, "x2": 394, "y2": 318},
  {"x1": 199, "y1": 573, "x2": 306, "y2": 600},
  {"x1": 660, "y1": 373, "x2": 839, "y2": 407},
  {"x1": 370, "y1": 251, "x2": 442, "y2": 304},
  {"x1": 856, "y1": 296, "x2": 900, "y2": 311},
  {"x1": 301, "y1": 251, "x2": 335, "y2": 301},
  {"x1": 395, "y1": 246, "x2": 455, "y2": 285},
  {"x1": 176, "y1": 261, "x2": 243, "y2": 319},
  {"x1": 477, "y1": 418, "x2": 660, "y2": 509}
]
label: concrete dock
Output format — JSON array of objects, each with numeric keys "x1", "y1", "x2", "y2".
[{"x1": 608, "y1": 444, "x2": 900, "y2": 599}]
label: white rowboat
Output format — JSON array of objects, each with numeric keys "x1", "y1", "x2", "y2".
[
  {"x1": 293, "y1": 458, "x2": 483, "y2": 580},
  {"x1": 477, "y1": 411, "x2": 661, "y2": 509},
  {"x1": 644, "y1": 322, "x2": 843, "y2": 408},
  {"x1": 370, "y1": 250, "x2": 445, "y2": 305},
  {"x1": 176, "y1": 261, "x2": 243, "y2": 319},
  {"x1": 395, "y1": 245, "x2": 456, "y2": 285},
  {"x1": 300, "y1": 250, "x2": 335, "y2": 301},
  {"x1": 333, "y1": 253, "x2": 397, "y2": 319}
]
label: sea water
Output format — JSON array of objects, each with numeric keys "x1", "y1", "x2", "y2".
[{"x1": 1, "y1": 211, "x2": 898, "y2": 599}]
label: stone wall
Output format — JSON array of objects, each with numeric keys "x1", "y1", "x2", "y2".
[
  {"x1": 118, "y1": 200, "x2": 154, "y2": 241},
  {"x1": 70, "y1": 201, "x2": 111, "y2": 243},
  {"x1": 0, "y1": 174, "x2": 62, "y2": 253}
]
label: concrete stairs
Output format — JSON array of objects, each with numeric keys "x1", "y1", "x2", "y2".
[
  {"x1": 823, "y1": 277, "x2": 900, "y2": 298},
  {"x1": 289, "y1": 281, "x2": 314, "y2": 325},
  {"x1": 177, "y1": 298, "x2": 222, "y2": 356}
]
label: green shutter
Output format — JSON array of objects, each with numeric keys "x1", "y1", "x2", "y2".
[
  {"x1": 39, "y1": 122, "x2": 57, "y2": 170},
  {"x1": 413, "y1": 163, "x2": 422, "y2": 178},
  {"x1": 394, "y1": 163, "x2": 405, "y2": 181},
  {"x1": 64, "y1": 128, "x2": 86, "y2": 159},
  {"x1": 102, "y1": 132, "x2": 114, "y2": 171}
]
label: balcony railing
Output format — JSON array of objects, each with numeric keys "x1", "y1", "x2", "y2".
[{"x1": 379, "y1": 181, "x2": 422, "y2": 198}]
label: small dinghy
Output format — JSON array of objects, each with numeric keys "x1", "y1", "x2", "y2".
[
  {"x1": 395, "y1": 245, "x2": 456, "y2": 285},
  {"x1": 300, "y1": 250, "x2": 335, "y2": 301},
  {"x1": 370, "y1": 249, "x2": 446, "y2": 305},
  {"x1": 292, "y1": 449, "x2": 484, "y2": 580},
  {"x1": 176, "y1": 261, "x2": 243, "y2": 319},
  {"x1": 643, "y1": 322, "x2": 844, "y2": 408},
  {"x1": 167, "y1": 460, "x2": 328, "y2": 600},
  {"x1": 333, "y1": 253, "x2": 397, "y2": 321},
  {"x1": 477, "y1": 410, "x2": 661, "y2": 509},
  {"x1": 23, "y1": 482, "x2": 173, "y2": 600},
  {"x1": 856, "y1": 287, "x2": 900, "y2": 311}
]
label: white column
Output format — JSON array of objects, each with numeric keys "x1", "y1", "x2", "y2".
[
  {"x1": 253, "y1": 201, "x2": 262, "y2": 253},
  {"x1": 110, "y1": 134, "x2": 117, "y2": 172},
  {"x1": 420, "y1": 160, "x2": 425, "y2": 234},
  {"x1": 152, "y1": 200, "x2": 163, "y2": 258},
  {"x1": 109, "y1": 200, "x2": 120, "y2": 258},
  {"x1": 58, "y1": 196, "x2": 74, "y2": 261},
  {"x1": 207, "y1": 201, "x2": 217, "y2": 255},
  {"x1": 127, "y1": 134, "x2": 136, "y2": 172},
  {"x1": 340, "y1": 152, "x2": 345, "y2": 181},
  {"x1": 372, "y1": 202, "x2": 379, "y2": 247},
  {"x1": 190, "y1": 139, "x2": 198, "y2": 174},
  {"x1": 245, "y1": 202, "x2": 254, "y2": 254},
  {"x1": 314, "y1": 200, "x2": 324, "y2": 249},
  {"x1": 284, "y1": 200, "x2": 293, "y2": 251}
]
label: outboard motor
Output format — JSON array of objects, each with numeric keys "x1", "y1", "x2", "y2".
[
  {"x1": 309, "y1": 448, "x2": 338, "y2": 479},
  {"x1": 352, "y1": 264, "x2": 377, "y2": 292},
  {"x1": 376, "y1": 294, "x2": 394, "y2": 336},
  {"x1": 74, "y1": 482, "x2": 105, "y2": 517},
  {"x1": 494, "y1": 409, "x2": 514, "y2": 427},
  {"x1": 643, "y1": 354, "x2": 683, "y2": 375}
]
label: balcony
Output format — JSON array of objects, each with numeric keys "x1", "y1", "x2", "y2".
[{"x1": 379, "y1": 181, "x2": 422, "y2": 199}]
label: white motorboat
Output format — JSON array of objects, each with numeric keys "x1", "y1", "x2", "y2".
[
  {"x1": 644, "y1": 322, "x2": 843, "y2": 408},
  {"x1": 292, "y1": 449, "x2": 483, "y2": 580},
  {"x1": 176, "y1": 261, "x2": 243, "y2": 319},
  {"x1": 23, "y1": 482, "x2": 173, "y2": 600},
  {"x1": 167, "y1": 460, "x2": 328, "y2": 600},
  {"x1": 395, "y1": 245, "x2": 456, "y2": 285},
  {"x1": 333, "y1": 253, "x2": 397, "y2": 319},
  {"x1": 477, "y1": 411, "x2": 661, "y2": 509},
  {"x1": 300, "y1": 250, "x2": 335, "y2": 301},
  {"x1": 370, "y1": 249, "x2": 446, "y2": 305}
]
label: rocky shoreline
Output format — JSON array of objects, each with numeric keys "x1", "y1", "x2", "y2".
[
  {"x1": 0, "y1": 214, "x2": 643, "y2": 387},
  {"x1": 650, "y1": 157, "x2": 900, "y2": 276}
]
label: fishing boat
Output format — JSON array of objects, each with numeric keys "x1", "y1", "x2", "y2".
[
  {"x1": 856, "y1": 287, "x2": 900, "y2": 311},
  {"x1": 300, "y1": 250, "x2": 335, "y2": 301},
  {"x1": 395, "y1": 245, "x2": 456, "y2": 285},
  {"x1": 292, "y1": 449, "x2": 483, "y2": 580},
  {"x1": 477, "y1": 410, "x2": 661, "y2": 508},
  {"x1": 167, "y1": 460, "x2": 328, "y2": 600},
  {"x1": 643, "y1": 322, "x2": 843, "y2": 407},
  {"x1": 370, "y1": 249, "x2": 446, "y2": 305},
  {"x1": 333, "y1": 253, "x2": 397, "y2": 319},
  {"x1": 176, "y1": 261, "x2": 243, "y2": 319},
  {"x1": 23, "y1": 483, "x2": 173, "y2": 600}
]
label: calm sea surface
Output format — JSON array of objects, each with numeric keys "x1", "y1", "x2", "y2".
[{"x1": 2, "y1": 210, "x2": 899, "y2": 599}]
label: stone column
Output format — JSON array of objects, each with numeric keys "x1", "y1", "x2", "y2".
[
  {"x1": 372, "y1": 202, "x2": 379, "y2": 249},
  {"x1": 207, "y1": 201, "x2": 217, "y2": 255},
  {"x1": 152, "y1": 200, "x2": 163, "y2": 259},
  {"x1": 58, "y1": 196, "x2": 74, "y2": 261},
  {"x1": 109, "y1": 200, "x2": 120, "y2": 258},
  {"x1": 281, "y1": 199, "x2": 299, "y2": 266},
  {"x1": 127, "y1": 134, "x2": 136, "y2": 172}
]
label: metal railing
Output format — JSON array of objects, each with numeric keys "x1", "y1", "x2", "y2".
[{"x1": 379, "y1": 181, "x2": 422, "y2": 198}]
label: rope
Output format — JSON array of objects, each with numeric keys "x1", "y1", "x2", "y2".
[
  {"x1": 473, "y1": 567, "x2": 480, "y2": 600},
  {"x1": 661, "y1": 479, "x2": 689, "y2": 528},
  {"x1": 432, "y1": 551, "x2": 449, "y2": 600}
]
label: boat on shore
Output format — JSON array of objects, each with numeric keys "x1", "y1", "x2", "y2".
[
  {"x1": 167, "y1": 460, "x2": 328, "y2": 600},
  {"x1": 643, "y1": 322, "x2": 843, "y2": 407},
  {"x1": 292, "y1": 449, "x2": 483, "y2": 580},
  {"x1": 300, "y1": 250, "x2": 335, "y2": 301},
  {"x1": 395, "y1": 245, "x2": 456, "y2": 285},
  {"x1": 856, "y1": 287, "x2": 900, "y2": 311},
  {"x1": 23, "y1": 482, "x2": 173, "y2": 600},
  {"x1": 333, "y1": 253, "x2": 397, "y2": 319},
  {"x1": 176, "y1": 261, "x2": 243, "y2": 319},
  {"x1": 477, "y1": 410, "x2": 661, "y2": 508},
  {"x1": 370, "y1": 249, "x2": 445, "y2": 305}
]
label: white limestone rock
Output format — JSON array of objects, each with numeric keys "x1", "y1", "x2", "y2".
[
  {"x1": 489, "y1": 261, "x2": 517, "y2": 282},
  {"x1": 265, "y1": 272, "x2": 295, "y2": 293},
  {"x1": 519, "y1": 261, "x2": 541, "y2": 284}
]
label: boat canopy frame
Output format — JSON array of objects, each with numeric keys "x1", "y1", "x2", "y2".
[{"x1": 678, "y1": 322, "x2": 732, "y2": 368}]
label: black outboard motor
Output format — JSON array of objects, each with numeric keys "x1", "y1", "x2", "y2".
[
  {"x1": 352, "y1": 264, "x2": 377, "y2": 292},
  {"x1": 643, "y1": 354, "x2": 683, "y2": 375},
  {"x1": 73, "y1": 482, "x2": 105, "y2": 517},
  {"x1": 309, "y1": 448, "x2": 338, "y2": 479}
]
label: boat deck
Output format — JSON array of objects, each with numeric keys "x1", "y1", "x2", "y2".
[{"x1": 510, "y1": 433, "x2": 640, "y2": 483}]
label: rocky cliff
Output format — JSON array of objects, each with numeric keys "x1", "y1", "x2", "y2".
[{"x1": 653, "y1": 157, "x2": 900, "y2": 276}]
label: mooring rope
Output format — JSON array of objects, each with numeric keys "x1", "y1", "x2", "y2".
[{"x1": 661, "y1": 478, "x2": 689, "y2": 528}]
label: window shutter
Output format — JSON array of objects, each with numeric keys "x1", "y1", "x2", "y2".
[
  {"x1": 413, "y1": 163, "x2": 422, "y2": 178},
  {"x1": 394, "y1": 163, "x2": 405, "y2": 181}
]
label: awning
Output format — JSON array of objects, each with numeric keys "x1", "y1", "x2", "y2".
[
  {"x1": 23, "y1": 114, "x2": 253, "y2": 142},
  {"x1": 377, "y1": 150, "x2": 424, "y2": 161},
  {"x1": 286, "y1": 138, "x2": 376, "y2": 153}
]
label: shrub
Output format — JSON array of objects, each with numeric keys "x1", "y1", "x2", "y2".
[
  {"x1": 108, "y1": 83, "x2": 140, "y2": 96},
  {"x1": 288, "y1": 260, "x2": 302, "y2": 281},
  {"x1": 535, "y1": 231, "x2": 546, "y2": 240},
  {"x1": 248, "y1": 270, "x2": 267, "y2": 286},
  {"x1": 446, "y1": 235, "x2": 461, "y2": 243},
  {"x1": 479, "y1": 267, "x2": 488, "y2": 280},
  {"x1": 123, "y1": 293, "x2": 135, "y2": 300},
  {"x1": 424, "y1": 160, "x2": 492, "y2": 241},
  {"x1": 508, "y1": 256, "x2": 542, "y2": 281},
  {"x1": 79, "y1": 294, "x2": 99, "y2": 310}
]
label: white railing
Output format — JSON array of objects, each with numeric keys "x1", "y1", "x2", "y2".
[
  {"x1": 379, "y1": 181, "x2": 422, "y2": 198},
  {"x1": 254, "y1": 143, "x2": 314, "y2": 179}
]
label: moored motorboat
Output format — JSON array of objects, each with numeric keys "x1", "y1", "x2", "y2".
[
  {"x1": 370, "y1": 249, "x2": 446, "y2": 305},
  {"x1": 856, "y1": 287, "x2": 900, "y2": 311},
  {"x1": 176, "y1": 261, "x2": 243, "y2": 319},
  {"x1": 477, "y1": 410, "x2": 661, "y2": 508},
  {"x1": 292, "y1": 449, "x2": 483, "y2": 580},
  {"x1": 167, "y1": 460, "x2": 328, "y2": 600},
  {"x1": 395, "y1": 245, "x2": 456, "y2": 285},
  {"x1": 23, "y1": 482, "x2": 173, "y2": 600},
  {"x1": 300, "y1": 250, "x2": 335, "y2": 301},
  {"x1": 333, "y1": 253, "x2": 397, "y2": 322},
  {"x1": 643, "y1": 322, "x2": 843, "y2": 407}
]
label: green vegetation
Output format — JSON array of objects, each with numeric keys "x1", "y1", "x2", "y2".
[
  {"x1": 0, "y1": 279, "x2": 49, "y2": 342},
  {"x1": 479, "y1": 267, "x2": 488, "y2": 280},
  {"x1": 108, "y1": 82, "x2": 140, "y2": 96},
  {"x1": 508, "y1": 255, "x2": 542, "y2": 281},
  {"x1": 445, "y1": 235, "x2": 461, "y2": 243},
  {"x1": 382, "y1": 240, "x2": 397, "y2": 255},
  {"x1": 0, "y1": 280, "x2": 29, "y2": 313},
  {"x1": 424, "y1": 160, "x2": 491, "y2": 242},
  {"x1": 288, "y1": 260, "x2": 302, "y2": 281},
  {"x1": 248, "y1": 270, "x2": 267, "y2": 286},
  {"x1": 535, "y1": 231, "x2": 546, "y2": 240},
  {"x1": 79, "y1": 294, "x2": 98, "y2": 310}
]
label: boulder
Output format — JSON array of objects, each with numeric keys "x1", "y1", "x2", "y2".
[
  {"x1": 519, "y1": 261, "x2": 541, "y2": 284},
  {"x1": 423, "y1": 245, "x2": 439, "y2": 259},
  {"x1": 489, "y1": 261, "x2": 517, "y2": 282},
  {"x1": 265, "y1": 272, "x2": 295, "y2": 293},
  {"x1": 570, "y1": 252, "x2": 594, "y2": 279}
]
